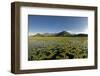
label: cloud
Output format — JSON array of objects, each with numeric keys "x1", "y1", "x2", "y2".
[
  {"x1": 28, "y1": 32, "x2": 36, "y2": 36},
  {"x1": 83, "y1": 28, "x2": 88, "y2": 34},
  {"x1": 68, "y1": 28, "x2": 88, "y2": 34}
]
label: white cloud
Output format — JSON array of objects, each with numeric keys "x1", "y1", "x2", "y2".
[
  {"x1": 83, "y1": 28, "x2": 88, "y2": 34},
  {"x1": 67, "y1": 28, "x2": 88, "y2": 34},
  {"x1": 28, "y1": 32, "x2": 36, "y2": 36}
]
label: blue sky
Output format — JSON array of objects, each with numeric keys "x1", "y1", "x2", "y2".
[{"x1": 28, "y1": 15, "x2": 88, "y2": 35}]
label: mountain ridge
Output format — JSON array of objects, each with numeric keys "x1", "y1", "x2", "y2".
[{"x1": 30, "y1": 31, "x2": 88, "y2": 37}]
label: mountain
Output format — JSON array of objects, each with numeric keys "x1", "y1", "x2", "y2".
[
  {"x1": 56, "y1": 31, "x2": 71, "y2": 37},
  {"x1": 33, "y1": 33, "x2": 56, "y2": 37},
  {"x1": 32, "y1": 31, "x2": 88, "y2": 37},
  {"x1": 33, "y1": 33, "x2": 45, "y2": 37}
]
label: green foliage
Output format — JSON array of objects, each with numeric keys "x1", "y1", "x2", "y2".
[{"x1": 28, "y1": 37, "x2": 88, "y2": 61}]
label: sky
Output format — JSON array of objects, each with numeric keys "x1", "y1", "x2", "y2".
[{"x1": 28, "y1": 15, "x2": 88, "y2": 35}]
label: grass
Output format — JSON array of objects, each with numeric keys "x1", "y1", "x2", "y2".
[{"x1": 28, "y1": 37, "x2": 88, "y2": 61}]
